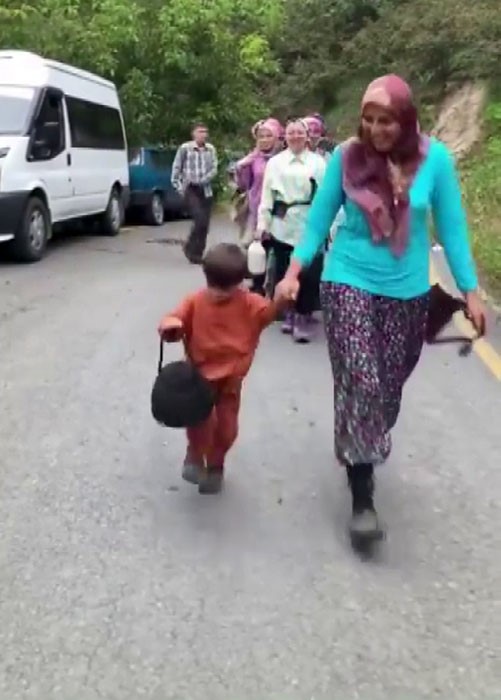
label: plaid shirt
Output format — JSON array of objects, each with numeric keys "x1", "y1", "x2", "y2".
[{"x1": 171, "y1": 141, "x2": 218, "y2": 198}]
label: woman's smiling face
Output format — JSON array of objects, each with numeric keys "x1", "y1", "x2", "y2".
[
  {"x1": 256, "y1": 127, "x2": 275, "y2": 152},
  {"x1": 361, "y1": 104, "x2": 401, "y2": 153},
  {"x1": 285, "y1": 121, "x2": 308, "y2": 153}
]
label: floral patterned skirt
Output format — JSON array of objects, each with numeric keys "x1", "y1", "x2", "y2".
[{"x1": 320, "y1": 283, "x2": 429, "y2": 466}]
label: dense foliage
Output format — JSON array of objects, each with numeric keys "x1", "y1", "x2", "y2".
[
  {"x1": 2, "y1": 0, "x2": 500, "y2": 143},
  {"x1": 0, "y1": 0, "x2": 283, "y2": 146},
  {"x1": 1, "y1": 0, "x2": 501, "y2": 288}
]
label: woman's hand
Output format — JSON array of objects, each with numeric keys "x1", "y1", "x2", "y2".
[
  {"x1": 276, "y1": 275, "x2": 300, "y2": 302},
  {"x1": 158, "y1": 315, "x2": 184, "y2": 341},
  {"x1": 464, "y1": 290, "x2": 487, "y2": 336}
]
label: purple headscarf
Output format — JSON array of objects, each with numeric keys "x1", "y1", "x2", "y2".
[
  {"x1": 342, "y1": 75, "x2": 428, "y2": 257},
  {"x1": 235, "y1": 118, "x2": 283, "y2": 229}
]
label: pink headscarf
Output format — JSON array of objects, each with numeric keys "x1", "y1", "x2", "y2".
[
  {"x1": 238, "y1": 118, "x2": 281, "y2": 179},
  {"x1": 251, "y1": 120, "x2": 262, "y2": 139},
  {"x1": 251, "y1": 117, "x2": 283, "y2": 143},
  {"x1": 304, "y1": 115, "x2": 324, "y2": 139},
  {"x1": 236, "y1": 118, "x2": 283, "y2": 229},
  {"x1": 266, "y1": 118, "x2": 285, "y2": 140},
  {"x1": 258, "y1": 118, "x2": 281, "y2": 141},
  {"x1": 342, "y1": 75, "x2": 429, "y2": 257}
]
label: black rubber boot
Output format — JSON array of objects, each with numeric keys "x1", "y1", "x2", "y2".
[
  {"x1": 182, "y1": 243, "x2": 203, "y2": 265},
  {"x1": 346, "y1": 463, "x2": 383, "y2": 543},
  {"x1": 198, "y1": 466, "x2": 224, "y2": 495}
]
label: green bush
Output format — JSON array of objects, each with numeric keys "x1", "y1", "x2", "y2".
[{"x1": 461, "y1": 100, "x2": 501, "y2": 294}]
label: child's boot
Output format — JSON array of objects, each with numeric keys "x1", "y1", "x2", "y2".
[
  {"x1": 198, "y1": 466, "x2": 224, "y2": 494},
  {"x1": 182, "y1": 450, "x2": 203, "y2": 485}
]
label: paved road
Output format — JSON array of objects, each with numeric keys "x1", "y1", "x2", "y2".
[{"x1": 1, "y1": 219, "x2": 500, "y2": 700}]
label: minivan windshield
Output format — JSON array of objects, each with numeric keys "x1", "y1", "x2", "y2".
[{"x1": 0, "y1": 86, "x2": 35, "y2": 135}]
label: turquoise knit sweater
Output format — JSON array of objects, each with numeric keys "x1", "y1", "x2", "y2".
[{"x1": 293, "y1": 138, "x2": 478, "y2": 299}]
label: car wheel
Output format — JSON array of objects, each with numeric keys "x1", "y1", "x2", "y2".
[
  {"x1": 10, "y1": 196, "x2": 50, "y2": 263},
  {"x1": 100, "y1": 188, "x2": 122, "y2": 236},
  {"x1": 145, "y1": 192, "x2": 164, "y2": 226}
]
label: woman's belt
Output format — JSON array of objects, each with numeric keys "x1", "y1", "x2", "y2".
[
  {"x1": 270, "y1": 177, "x2": 318, "y2": 219},
  {"x1": 271, "y1": 199, "x2": 311, "y2": 219}
]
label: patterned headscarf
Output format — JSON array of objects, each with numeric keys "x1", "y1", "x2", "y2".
[{"x1": 342, "y1": 74, "x2": 429, "y2": 257}]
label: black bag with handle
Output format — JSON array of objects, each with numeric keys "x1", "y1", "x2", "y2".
[
  {"x1": 426, "y1": 283, "x2": 485, "y2": 356},
  {"x1": 151, "y1": 338, "x2": 215, "y2": 429}
]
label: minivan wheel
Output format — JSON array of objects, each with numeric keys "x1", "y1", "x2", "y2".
[
  {"x1": 146, "y1": 192, "x2": 164, "y2": 226},
  {"x1": 10, "y1": 196, "x2": 50, "y2": 262},
  {"x1": 100, "y1": 188, "x2": 122, "y2": 236}
]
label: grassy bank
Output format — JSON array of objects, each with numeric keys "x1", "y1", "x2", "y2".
[{"x1": 461, "y1": 100, "x2": 501, "y2": 297}]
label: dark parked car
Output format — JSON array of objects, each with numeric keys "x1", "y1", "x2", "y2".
[{"x1": 127, "y1": 146, "x2": 185, "y2": 225}]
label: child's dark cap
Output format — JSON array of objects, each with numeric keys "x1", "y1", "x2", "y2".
[{"x1": 203, "y1": 243, "x2": 248, "y2": 290}]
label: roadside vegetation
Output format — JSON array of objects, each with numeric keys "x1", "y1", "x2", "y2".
[
  {"x1": 461, "y1": 100, "x2": 501, "y2": 295},
  {"x1": 1, "y1": 0, "x2": 500, "y2": 292}
]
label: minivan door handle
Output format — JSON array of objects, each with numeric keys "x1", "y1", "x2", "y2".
[{"x1": 67, "y1": 152, "x2": 72, "y2": 166}]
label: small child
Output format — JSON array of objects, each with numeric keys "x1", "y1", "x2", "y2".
[{"x1": 157, "y1": 243, "x2": 287, "y2": 494}]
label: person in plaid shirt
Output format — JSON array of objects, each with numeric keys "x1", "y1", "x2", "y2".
[{"x1": 172, "y1": 123, "x2": 218, "y2": 263}]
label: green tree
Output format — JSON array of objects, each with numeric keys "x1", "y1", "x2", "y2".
[{"x1": 0, "y1": 0, "x2": 284, "y2": 146}]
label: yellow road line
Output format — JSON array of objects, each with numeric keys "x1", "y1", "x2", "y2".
[{"x1": 430, "y1": 259, "x2": 501, "y2": 381}]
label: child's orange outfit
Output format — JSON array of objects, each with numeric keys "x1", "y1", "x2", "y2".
[{"x1": 169, "y1": 287, "x2": 279, "y2": 467}]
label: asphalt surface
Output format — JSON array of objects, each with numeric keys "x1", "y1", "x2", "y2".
[{"x1": 1, "y1": 217, "x2": 500, "y2": 700}]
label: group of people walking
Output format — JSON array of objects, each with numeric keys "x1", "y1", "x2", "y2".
[
  {"x1": 170, "y1": 114, "x2": 334, "y2": 345},
  {"x1": 166, "y1": 75, "x2": 486, "y2": 548},
  {"x1": 233, "y1": 114, "x2": 332, "y2": 342}
]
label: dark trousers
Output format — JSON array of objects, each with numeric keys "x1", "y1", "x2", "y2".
[
  {"x1": 184, "y1": 185, "x2": 213, "y2": 260},
  {"x1": 268, "y1": 236, "x2": 322, "y2": 314},
  {"x1": 250, "y1": 274, "x2": 266, "y2": 296}
]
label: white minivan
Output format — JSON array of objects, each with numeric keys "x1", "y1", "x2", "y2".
[{"x1": 0, "y1": 51, "x2": 130, "y2": 262}]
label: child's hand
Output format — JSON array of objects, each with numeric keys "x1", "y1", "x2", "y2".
[
  {"x1": 158, "y1": 315, "x2": 183, "y2": 342},
  {"x1": 275, "y1": 277, "x2": 299, "y2": 302}
]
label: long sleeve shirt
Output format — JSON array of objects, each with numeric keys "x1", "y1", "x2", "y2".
[
  {"x1": 171, "y1": 141, "x2": 218, "y2": 198},
  {"x1": 234, "y1": 150, "x2": 274, "y2": 231},
  {"x1": 293, "y1": 139, "x2": 478, "y2": 299},
  {"x1": 257, "y1": 148, "x2": 327, "y2": 247},
  {"x1": 169, "y1": 288, "x2": 280, "y2": 381}
]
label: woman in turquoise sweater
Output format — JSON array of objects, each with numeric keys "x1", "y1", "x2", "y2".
[{"x1": 278, "y1": 75, "x2": 486, "y2": 545}]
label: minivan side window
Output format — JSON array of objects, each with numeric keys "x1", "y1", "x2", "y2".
[
  {"x1": 149, "y1": 150, "x2": 175, "y2": 169},
  {"x1": 28, "y1": 91, "x2": 66, "y2": 162},
  {"x1": 66, "y1": 96, "x2": 125, "y2": 150},
  {"x1": 128, "y1": 147, "x2": 142, "y2": 165}
]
